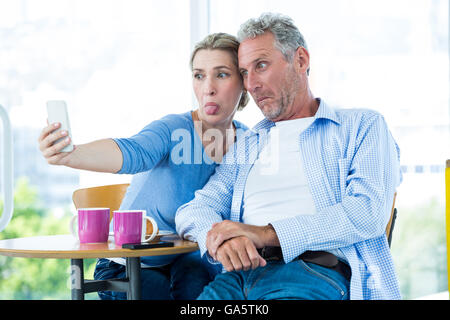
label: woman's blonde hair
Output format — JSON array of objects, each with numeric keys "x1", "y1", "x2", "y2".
[{"x1": 190, "y1": 33, "x2": 249, "y2": 110}]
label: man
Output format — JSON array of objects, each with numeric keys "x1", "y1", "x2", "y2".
[{"x1": 175, "y1": 13, "x2": 402, "y2": 300}]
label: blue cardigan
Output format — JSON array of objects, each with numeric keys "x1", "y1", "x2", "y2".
[{"x1": 114, "y1": 111, "x2": 248, "y2": 266}]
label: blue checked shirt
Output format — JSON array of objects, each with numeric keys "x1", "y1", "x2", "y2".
[{"x1": 175, "y1": 98, "x2": 402, "y2": 300}]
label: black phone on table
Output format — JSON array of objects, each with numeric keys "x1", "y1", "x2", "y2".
[{"x1": 122, "y1": 241, "x2": 174, "y2": 249}]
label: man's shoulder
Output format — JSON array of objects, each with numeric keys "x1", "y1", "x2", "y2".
[
  {"x1": 332, "y1": 106, "x2": 385, "y2": 130},
  {"x1": 334, "y1": 106, "x2": 382, "y2": 121}
]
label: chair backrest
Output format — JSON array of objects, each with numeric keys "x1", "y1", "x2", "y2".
[
  {"x1": 385, "y1": 192, "x2": 397, "y2": 247},
  {"x1": 445, "y1": 160, "x2": 450, "y2": 298},
  {"x1": 72, "y1": 183, "x2": 130, "y2": 221}
]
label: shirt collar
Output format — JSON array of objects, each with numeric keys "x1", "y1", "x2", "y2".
[
  {"x1": 250, "y1": 98, "x2": 341, "y2": 134},
  {"x1": 313, "y1": 98, "x2": 341, "y2": 125}
]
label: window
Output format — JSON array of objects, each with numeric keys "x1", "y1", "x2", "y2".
[
  {"x1": 1, "y1": 0, "x2": 191, "y2": 207},
  {"x1": 0, "y1": 0, "x2": 192, "y2": 299}
]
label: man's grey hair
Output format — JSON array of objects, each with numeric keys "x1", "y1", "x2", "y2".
[{"x1": 237, "y1": 13, "x2": 310, "y2": 74}]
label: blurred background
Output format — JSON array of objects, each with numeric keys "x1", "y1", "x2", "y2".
[{"x1": 0, "y1": 0, "x2": 448, "y2": 299}]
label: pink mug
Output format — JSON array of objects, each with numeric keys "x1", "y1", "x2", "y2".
[
  {"x1": 70, "y1": 208, "x2": 110, "y2": 243},
  {"x1": 113, "y1": 210, "x2": 158, "y2": 246}
]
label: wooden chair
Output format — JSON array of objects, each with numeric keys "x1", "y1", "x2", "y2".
[
  {"x1": 385, "y1": 192, "x2": 398, "y2": 247},
  {"x1": 445, "y1": 159, "x2": 450, "y2": 298},
  {"x1": 72, "y1": 183, "x2": 130, "y2": 222}
]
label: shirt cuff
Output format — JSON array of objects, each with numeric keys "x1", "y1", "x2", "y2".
[
  {"x1": 270, "y1": 217, "x2": 308, "y2": 263},
  {"x1": 196, "y1": 229, "x2": 220, "y2": 265}
]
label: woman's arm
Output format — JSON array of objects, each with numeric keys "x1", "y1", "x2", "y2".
[{"x1": 38, "y1": 122, "x2": 123, "y2": 173}]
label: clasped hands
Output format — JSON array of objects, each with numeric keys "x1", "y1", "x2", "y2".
[{"x1": 206, "y1": 220, "x2": 279, "y2": 272}]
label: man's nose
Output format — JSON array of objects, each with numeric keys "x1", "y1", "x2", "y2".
[{"x1": 245, "y1": 71, "x2": 261, "y2": 94}]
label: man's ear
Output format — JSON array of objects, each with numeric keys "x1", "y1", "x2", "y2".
[{"x1": 294, "y1": 46, "x2": 310, "y2": 75}]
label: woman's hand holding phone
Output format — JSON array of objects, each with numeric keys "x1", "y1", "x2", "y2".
[
  {"x1": 38, "y1": 100, "x2": 123, "y2": 173},
  {"x1": 38, "y1": 121, "x2": 76, "y2": 166}
]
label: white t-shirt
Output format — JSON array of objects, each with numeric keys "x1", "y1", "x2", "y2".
[
  {"x1": 243, "y1": 117, "x2": 316, "y2": 225},
  {"x1": 243, "y1": 116, "x2": 347, "y2": 262}
]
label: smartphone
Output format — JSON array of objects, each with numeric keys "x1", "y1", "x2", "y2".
[
  {"x1": 46, "y1": 100, "x2": 74, "y2": 152},
  {"x1": 122, "y1": 241, "x2": 175, "y2": 250}
]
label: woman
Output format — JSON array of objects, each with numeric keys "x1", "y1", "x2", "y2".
[{"x1": 38, "y1": 33, "x2": 249, "y2": 300}]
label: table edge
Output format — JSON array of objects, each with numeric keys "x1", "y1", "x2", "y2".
[{"x1": 0, "y1": 234, "x2": 199, "y2": 259}]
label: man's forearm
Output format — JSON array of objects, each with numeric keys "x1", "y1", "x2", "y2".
[
  {"x1": 261, "y1": 224, "x2": 280, "y2": 247},
  {"x1": 245, "y1": 223, "x2": 280, "y2": 247}
]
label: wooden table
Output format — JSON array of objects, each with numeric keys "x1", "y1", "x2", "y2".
[{"x1": 0, "y1": 234, "x2": 199, "y2": 300}]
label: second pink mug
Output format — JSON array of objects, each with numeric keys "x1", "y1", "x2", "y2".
[{"x1": 113, "y1": 210, "x2": 158, "y2": 246}]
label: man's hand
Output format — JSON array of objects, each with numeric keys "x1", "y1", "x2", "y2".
[
  {"x1": 214, "y1": 236, "x2": 267, "y2": 272},
  {"x1": 206, "y1": 220, "x2": 280, "y2": 261}
]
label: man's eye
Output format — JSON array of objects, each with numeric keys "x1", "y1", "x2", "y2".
[
  {"x1": 256, "y1": 62, "x2": 267, "y2": 69},
  {"x1": 240, "y1": 70, "x2": 248, "y2": 77}
]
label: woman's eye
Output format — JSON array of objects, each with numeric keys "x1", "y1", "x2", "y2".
[{"x1": 194, "y1": 73, "x2": 204, "y2": 80}]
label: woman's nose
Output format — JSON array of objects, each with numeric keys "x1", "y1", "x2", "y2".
[{"x1": 204, "y1": 79, "x2": 217, "y2": 95}]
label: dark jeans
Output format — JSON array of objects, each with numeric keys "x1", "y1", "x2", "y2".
[
  {"x1": 198, "y1": 259, "x2": 350, "y2": 300},
  {"x1": 93, "y1": 251, "x2": 220, "y2": 300}
]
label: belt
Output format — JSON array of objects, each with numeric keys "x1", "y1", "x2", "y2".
[{"x1": 257, "y1": 247, "x2": 351, "y2": 281}]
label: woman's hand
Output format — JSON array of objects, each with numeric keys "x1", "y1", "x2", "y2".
[{"x1": 38, "y1": 122, "x2": 75, "y2": 166}]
